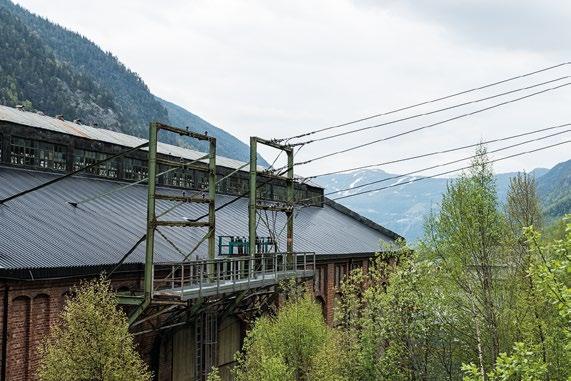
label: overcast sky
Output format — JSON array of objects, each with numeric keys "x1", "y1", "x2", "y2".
[{"x1": 14, "y1": 0, "x2": 571, "y2": 178}]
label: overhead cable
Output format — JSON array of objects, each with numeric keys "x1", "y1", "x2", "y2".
[
  {"x1": 277, "y1": 61, "x2": 570, "y2": 141},
  {"x1": 287, "y1": 81, "x2": 571, "y2": 168},
  {"x1": 295, "y1": 76, "x2": 569, "y2": 145},
  {"x1": 330, "y1": 140, "x2": 571, "y2": 202},
  {"x1": 304, "y1": 123, "x2": 571, "y2": 179},
  {"x1": 296, "y1": 129, "x2": 570, "y2": 203}
]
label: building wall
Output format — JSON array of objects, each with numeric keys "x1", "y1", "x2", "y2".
[
  {"x1": 0, "y1": 257, "x2": 369, "y2": 381},
  {"x1": 0, "y1": 275, "x2": 142, "y2": 381}
]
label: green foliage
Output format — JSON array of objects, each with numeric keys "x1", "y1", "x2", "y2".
[
  {"x1": 0, "y1": 5, "x2": 115, "y2": 125},
  {"x1": 37, "y1": 276, "x2": 151, "y2": 381},
  {"x1": 536, "y1": 159, "x2": 571, "y2": 220},
  {"x1": 335, "y1": 148, "x2": 570, "y2": 380},
  {"x1": 462, "y1": 342, "x2": 547, "y2": 381},
  {"x1": 206, "y1": 367, "x2": 222, "y2": 381},
  {"x1": 336, "y1": 248, "x2": 455, "y2": 380},
  {"x1": 234, "y1": 293, "x2": 349, "y2": 381}
]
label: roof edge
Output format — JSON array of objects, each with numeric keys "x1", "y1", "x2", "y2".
[{"x1": 324, "y1": 198, "x2": 404, "y2": 241}]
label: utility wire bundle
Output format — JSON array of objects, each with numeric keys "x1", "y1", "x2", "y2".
[{"x1": 3, "y1": 62, "x2": 570, "y2": 270}]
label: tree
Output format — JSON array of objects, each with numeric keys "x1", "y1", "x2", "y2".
[
  {"x1": 234, "y1": 288, "x2": 349, "y2": 381},
  {"x1": 330, "y1": 149, "x2": 570, "y2": 380},
  {"x1": 425, "y1": 146, "x2": 510, "y2": 375},
  {"x1": 38, "y1": 276, "x2": 151, "y2": 381},
  {"x1": 505, "y1": 172, "x2": 543, "y2": 235}
]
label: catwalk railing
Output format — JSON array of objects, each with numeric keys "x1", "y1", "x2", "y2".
[{"x1": 152, "y1": 252, "x2": 316, "y2": 300}]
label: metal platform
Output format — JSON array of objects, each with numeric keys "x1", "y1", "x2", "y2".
[{"x1": 152, "y1": 252, "x2": 315, "y2": 301}]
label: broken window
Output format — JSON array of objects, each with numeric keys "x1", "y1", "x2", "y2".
[
  {"x1": 124, "y1": 157, "x2": 147, "y2": 181},
  {"x1": 10, "y1": 136, "x2": 67, "y2": 171},
  {"x1": 74, "y1": 149, "x2": 117, "y2": 178}
]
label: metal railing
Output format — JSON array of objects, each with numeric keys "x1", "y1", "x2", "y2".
[{"x1": 152, "y1": 252, "x2": 316, "y2": 300}]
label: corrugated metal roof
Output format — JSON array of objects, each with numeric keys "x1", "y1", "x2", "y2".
[{"x1": 0, "y1": 167, "x2": 395, "y2": 270}]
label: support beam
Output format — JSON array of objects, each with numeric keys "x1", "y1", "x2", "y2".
[
  {"x1": 248, "y1": 137, "x2": 294, "y2": 258},
  {"x1": 208, "y1": 138, "x2": 217, "y2": 262},
  {"x1": 249, "y1": 137, "x2": 258, "y2": 256},
  {"x1": 155, "y1": 194, "x2": 211, "y2": 203},
  {"x1": 286, "y1": 148, "x2": 294, "y2": 255},
  {"x1": 144, "y1": 122, "x2": 158, "y2": 303},
  {"x1": 127, "y1": 122, "x2": 217, "y2": 323}
]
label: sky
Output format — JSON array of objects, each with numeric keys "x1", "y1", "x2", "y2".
[{"x1": 13, "y1": 0, "x2": 571, "y2": 178}]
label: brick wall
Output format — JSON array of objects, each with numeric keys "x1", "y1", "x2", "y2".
[
  {"x1": 0, "y1": 275, "x2": 143, "y2": 381},
  {"x1": 0, "y1": 256, "x2": 371, "y2": 380}
]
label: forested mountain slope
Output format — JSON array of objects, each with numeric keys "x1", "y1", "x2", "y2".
[
  {"x1": 317, "y1": 163, "x2": 567, "y2": 242},
  {"x1": 0, "y1": 0, "x2": 263, "y2": 164},
  {"x1": 537, "y1": 159, "x2": 571, "y2": 219}
]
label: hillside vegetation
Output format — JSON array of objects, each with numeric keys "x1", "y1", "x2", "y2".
[
  {"x1": 318, "y1": 161, "x2": 569, "y2": 241},
  {"x1": 0, "y1": 0, "x2": 264, "y2": 164}
]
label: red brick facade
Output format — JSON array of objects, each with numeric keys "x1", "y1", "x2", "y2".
[{"x1": 0, "y1": 257, "x2": 369, "y2": 380}]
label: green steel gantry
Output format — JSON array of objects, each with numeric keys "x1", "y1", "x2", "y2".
[
  {"x1": 128, "y1": 122, "x2": 216, "y2": 324},
  {"x1": 248, "y1": 137, "x2": 294, "y2": 257}
]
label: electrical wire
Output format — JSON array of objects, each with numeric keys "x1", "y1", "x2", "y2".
[
  {"x1": 330, "y1": 140, "x2": 570, "y2": 202},
  {"x1": 69, "y1": 154, "x2": 210, "y2": 207},
  {"x1": 303, "y1": 123, "x2": 571, "y2": 179},
  {"x1": 277, "y1": 61, "x2": 570, "y2": 142},
  {"x1": 294, "y1": 76, "x2": 569, "y2": 145},
  {"x1": 288, "y1": 81, "x2": 571, "y2": 167},
  {"x1": 296, "y1": 128, "x2": 570, "y2": 203},
  {"x1": 0, "y1": 141, "x2": 150, "y2": 205}
]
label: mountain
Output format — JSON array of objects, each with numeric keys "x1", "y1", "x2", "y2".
[
  {"x1": 316, "y1": 164, "x2": 564, "y2": 243},
  {"x1": 537, "y1": 159, "x2": 571, "y2": 220},
  {"x1": 0, "y1": 0, "x2": 266, "y2": 165}
]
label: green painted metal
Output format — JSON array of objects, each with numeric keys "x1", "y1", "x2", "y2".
[
  {"x1": 286, "y1": 148, "x2": 294, "y2": 256},
  {"x1": 248, "y1": 137, "x2": 257, "y2": 257},
  {"x1": 145, "y1": 122, "x2": 158, "y2": 302},
  {"x1": 128, "y1": 122, "x2": 217, "y2": 325},
  {"x1": 248, "y1": 137, "x2": 294, "y2": 258},
  {"x1": 208, "y1": 138, "x2": 217, "y2": 262},
  {"x1": 117, "y1": 294, "x2": 145, "y2": 305}
]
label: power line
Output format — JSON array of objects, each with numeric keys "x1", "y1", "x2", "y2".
[
  {"x1": 325, "y1": 129, "x2": 568, "y2": 197},
  {"x1": 296, "y1": 129, "x2": 570, "y2": 203},
  {"x1": 277, "y1": 61, "x2": 570, "y2": 142},
  {"x1": 295, "y1": 76, "x2": 569, "y2": 145},
  {"x1": 69, "y1": 154, "x2": 210, "y2": 207},
  {"x1": 106, "y1": 151, "x2": 294, "y2": 272},
  {"x1": 0, "y1": 141, "x2": 150, "y2": 205},
  {"x1": 304, "y1": 123, "x2": 571, "y2": 179},
  {"x1": 330, "y1": 140, "x2": 570, "y2": 202},
  {"x1": 288, "y1": 81, "x2": 571, "y2": 168}
]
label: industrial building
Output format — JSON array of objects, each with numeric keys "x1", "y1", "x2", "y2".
[{"x1": 0, "y1": 104, "x2": 401, "y2": 381}]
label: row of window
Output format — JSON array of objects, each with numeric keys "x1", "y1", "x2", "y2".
[
  {"x1": 10, "y1": 136, "x2": 67, "y2": 171},
  {"x1": 2, "y1": 135, "x2": 324, "y2": 204}
]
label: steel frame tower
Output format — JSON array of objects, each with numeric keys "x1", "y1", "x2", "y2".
[
  {"x1": 248, "y1": 137, "x2": 294, "y2": 257},
  {"x1": 129, "y1": 122, "x2": 216, "y2": 324}
]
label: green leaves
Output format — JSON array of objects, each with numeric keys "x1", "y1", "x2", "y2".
[
  {"x1": 234, "y1": 291, "x2": 350, "y2": 381},
  {"x1": 37, "y1": 276, "x2": 151, "y2": 381}
]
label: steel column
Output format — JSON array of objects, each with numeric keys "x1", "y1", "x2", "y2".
[
  {"x1": 248, "y1": 137, "x2": 257, "y2": 257},
  {"x1": 286, "y1": 147, "x2": 294, "y2": 256},
  {"x1": 144, "y1": 122, "x2": 158, "y2": 302},
  {"x1": 208, "y1": 138, "x2": 217, "y2": 266}
]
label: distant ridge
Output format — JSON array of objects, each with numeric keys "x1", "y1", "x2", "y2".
[
  {"x1": 317, "y1": 161, "x2": 568, "y2": 242},
  {"x1": 0, "y1": 0, "x2": 266, "y2": 165}
]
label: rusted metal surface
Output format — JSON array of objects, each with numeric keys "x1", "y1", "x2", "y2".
[{"x1": 0, "y1": 104, "x2": 253, "y2": 171}]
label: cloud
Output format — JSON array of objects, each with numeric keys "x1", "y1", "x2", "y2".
[
  {"x1": 13, "y1": 0, "x2": 571, "y2": 177},
  {"x1": 354, "y1": 0, "x2": 571, "y2": 55}
]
